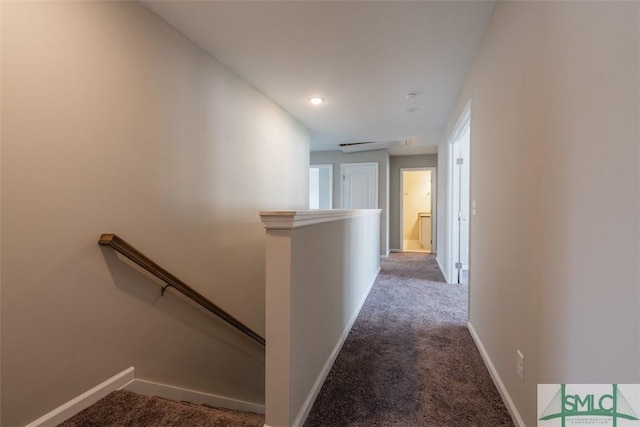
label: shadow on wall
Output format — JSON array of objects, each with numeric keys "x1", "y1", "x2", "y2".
[{"x1": 99, "y1": 247, "x2": 264, "y2": 363}]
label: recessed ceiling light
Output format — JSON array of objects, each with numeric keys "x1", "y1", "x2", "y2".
[{"x1": 309, "y1": 97, "x2": 324, "y2": 105}]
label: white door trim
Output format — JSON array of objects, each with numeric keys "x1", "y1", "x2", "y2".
[{"x1": 447, "y1": 101, "x2": 471, "y2": 284}]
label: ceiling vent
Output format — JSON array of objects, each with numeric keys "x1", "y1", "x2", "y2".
[{"x1": 338, "y1": 138, "x2": 417, "y2": 153}]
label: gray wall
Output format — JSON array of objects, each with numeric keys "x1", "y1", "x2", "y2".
[
  {"x1": 1, "y1": 2, "x2": 309, "y2": 425},
  {"x1": 441, "y1": 2, "x2": 639, "y2": 425},
  {"x1": 311, "y1": 150, "x2": 390, "y2": 255},
  {"x1": 389, "y1": 155, "x2": 438, "y2": 251}
]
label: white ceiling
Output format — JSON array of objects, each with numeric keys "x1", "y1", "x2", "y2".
[{"x1": 142, "y1": 1, "x2": 495, "y2": 155}]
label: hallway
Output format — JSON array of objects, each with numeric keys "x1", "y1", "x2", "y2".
[{"x1": 305, "y1": 254, "x2": 512, "y2": 426}]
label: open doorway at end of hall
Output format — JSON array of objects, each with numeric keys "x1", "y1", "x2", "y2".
[{"x1": 401, "y1": 168, "x2": 436, "y2": 253}]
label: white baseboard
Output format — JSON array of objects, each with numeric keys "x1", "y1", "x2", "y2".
[
  {"x1": 123, "y1": 379, "x2": 264, "y2": 414},
  {"x1": 389, "y1": 248, "x2": 401, "y2": 253},
  {"x1": 436, "y1": 255, "x2": 451, "y2": 283},
  {"x1": 25, "y1": 366, "x2": 264, "y2": 427},
  {"x1": 467, "y1": 322, "x2": 525, "y2": 427},
  {"x1": 25, "y1": 367, "x2": 135, "y2": 427},
  {"x1": 290, "y1": 266, "x2": 381, "y2": 427}
]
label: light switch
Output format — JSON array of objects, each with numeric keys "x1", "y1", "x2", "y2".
[{"x1": 472, "y1": 200, "x2": 477, "y2": 216}]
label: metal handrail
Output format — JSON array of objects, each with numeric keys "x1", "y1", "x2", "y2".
[{"x1": 99, "y1": 233, "x2": 265, "y2": 346}]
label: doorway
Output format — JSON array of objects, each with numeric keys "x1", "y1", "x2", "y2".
[
  {"x1": 401, "y1": 168, "x2": 436, "y2": 253},
  {"x1": 449, "y1": 112, "x2": 470, "y2": 284},
  {"x1": 309, "y1": 164, "x2": 333, "y2": 209}
]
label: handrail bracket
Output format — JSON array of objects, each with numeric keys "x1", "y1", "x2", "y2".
[{"x1": 160, "y1": 284, "x2": 174, "y2": 296}]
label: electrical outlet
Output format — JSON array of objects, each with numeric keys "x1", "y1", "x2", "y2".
[{"x1": 516, "y1": 350, "x2": 524, "y2": 381}]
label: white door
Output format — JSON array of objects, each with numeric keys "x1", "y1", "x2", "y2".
[
  {"x1": 341, "y1": 163, "x2": 378, "y2": 209},
  {"x1": 450, "y1": 122, "x2": 470, "y2": 284}
]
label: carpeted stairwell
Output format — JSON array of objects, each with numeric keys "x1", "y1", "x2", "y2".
[
  {"x1": 59, "y1": 253, "x2": 511, "y2": 427},
  {"x1": 58, "y1": 390, "x2": 264, "y2": 427}
]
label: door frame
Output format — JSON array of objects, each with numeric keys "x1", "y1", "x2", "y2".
[
  {"x1": 309, "y1": 164, "x2": 333, "y2": 209},
  {"x1": 447, "y1": 103, "x2": 471, "y2": 283},
  {"x1": 340, "y1": 162, "x2": 379, "y2": 209},
  {"x1": 399, "y1": 167, "x2": 437, "y2": 253}
]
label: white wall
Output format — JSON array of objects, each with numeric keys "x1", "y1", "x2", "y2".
[
  {"x1": 310, "y1": 150, "x2": 389, "y2": 255},
  {"x1": 1, "y1": 2, "x2": 309, "y2": 425},
  {"x1": 389, "y1": 154, "x2": 438, "y2": 251},
  {"x1": 262, "y1": 210, "x2": 381, "y2": 427},
  {"x1": 443, "y1": 2, "x2": 639, "y2": 425}
]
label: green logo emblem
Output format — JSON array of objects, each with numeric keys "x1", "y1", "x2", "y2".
[{"x1": 539, "y1": 384, "x2": 639, "y2": 427}]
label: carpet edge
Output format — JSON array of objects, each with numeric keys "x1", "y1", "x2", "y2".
[
  {"x1": 291, "y1": 265, "x2": 381, "y2": 427},
  {"x1": 25, "y1": 366, "x2": 135, "y2": 427},
  {"x1": 467, "y1": 322, "x2": 526, "y2": 427},
  {"x1": 123, "y1": 379, "x2": 265, "y2": 414}
]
